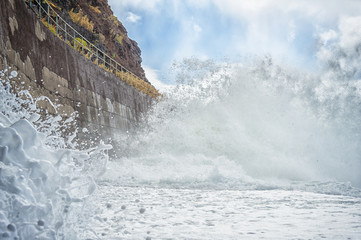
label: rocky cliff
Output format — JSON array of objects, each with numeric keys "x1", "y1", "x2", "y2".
[{"x1": 49, "y1": 0, "x2": 147, "y2": 82}]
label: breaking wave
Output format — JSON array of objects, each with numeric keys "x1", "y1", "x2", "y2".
[
  {"x1": 106, "y1": 19, "x2": 361, "y2": 194},
  {"x1": 0, "y1": 68, "x2": 110, "y2": 239}
]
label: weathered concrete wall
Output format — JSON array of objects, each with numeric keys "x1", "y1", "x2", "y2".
[{"x1": 0, "y1": 0, "x2": 152, "y2": 149}]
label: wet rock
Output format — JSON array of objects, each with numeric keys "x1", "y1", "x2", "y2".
[
  {"x1": 7, "y1": 224, "x2": 15, "y2": 232},
  {"x1": 2, "y1": 232, "x2": 10, "y2": 238},
  {"x1": 37, "y1": 220, "x2": 45, "y2": 226}
]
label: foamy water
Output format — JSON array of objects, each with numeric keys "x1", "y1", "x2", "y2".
[
  {"x1": 2, "y1": 56, "x2": 361, "y2": 239},
  {"x1": 88, "y1": 185, "x2": 361, "y2": 239},
  {"x1": 0, "y1": 68, "x2": 110, "y2": 239},
  {"x1": 94, "y1": 24, "x2": 361, "y2": 238},
  {"x1": 103, "y1": 56, "x2": 361, "y2": 190},
  {"x1": 1, "y1": 15, "x2": 361, "y2": 239}
]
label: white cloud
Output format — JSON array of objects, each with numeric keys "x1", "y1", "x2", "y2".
[
  {"x1": 319, "y1": 30, "x2": 338, "y2": 46},
  {"x1": 339, "y1": 16, "x2": 361, "y2": 51},
  {"x1": 109, "y1": 0, "x2": 361, "y2": 74},
  {"x1": 210, "y1": 0, "x2": 361, "y2": 22},
  {"x1": 287, "y1": 20, "x2": 296, "y2": 43},
  {"x1": 193, "y1": 23, "x2": 202, "y2": 33},
  {"x1": 109, "y1": 0, "x2": 162, "y2": 13},
  {"x1": 126, "y1": 12, "x2": 142, "y2": 23},
  {"x1": 144, "y1": 66, "x2": 170, "y2": 91},
  {"x1": 317, "y1": 16, "x2": 361, "y2": 80},
  {"x1": 203, "y1": 0, "x2": 361, "y2": 68}
]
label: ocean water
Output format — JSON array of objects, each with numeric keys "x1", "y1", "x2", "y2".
[
  {"x1": 0, "y1": 68, "x2": 111, "y2": 239},
  {"x1": 1, "y1": 20, "x2": 361, "y2": 240},
  {"x1": 91, "y1": 56, "x2": 361, "y2": 239},
  {"x1": 88, "y1": 185, "x2": 361, "y2": 239}
]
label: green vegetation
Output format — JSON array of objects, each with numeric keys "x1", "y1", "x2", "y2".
[
  {"x1": 99, "y1": 33, "x2": 106, "y2": 43},
  {"x1": 116, "y1": 71, "x2": 160, "y2": 98},
  {"x1": 69, "y1": 9, "x2": 94, "y2": 32},
  {"x1": 89, "y1": 5, "x2": 101, "y2": 14},
  {"x1": 108, "y1": 15, "x2": 119, "y2": 27},
  {"x1": 41, "y1": 18, "x2": 56, "y2": 35},
  {"x1": 74, "y1": 37, "x2": 88, "y2": 51},
  {"x1": 115, "y1": 34, "x2": 123, "y2": 45},
  {"x1": 43, "y1": 0, "x2": 61, "y2": 11}
]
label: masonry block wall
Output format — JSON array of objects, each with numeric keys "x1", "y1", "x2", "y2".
[{"x1": 0, "y1": 0, "x2": 152, "y2": 148}]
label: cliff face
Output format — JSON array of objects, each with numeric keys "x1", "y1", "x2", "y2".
[{"x1": 50, "y1": 0, "x2": 147, "y2": 81}]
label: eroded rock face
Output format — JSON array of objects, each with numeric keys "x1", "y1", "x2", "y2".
[
  {"x1": 51, "y1": 0, "x2": 77, "y2": 10},
  {"x1": 51, "y1": 0, "x2": 147, "y2": 82}
]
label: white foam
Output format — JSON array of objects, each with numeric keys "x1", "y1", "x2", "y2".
[
  {"x1": 0, "y1": 69, "x2": 111, "y2": 239},
  {"x1": 106, "y1": 56, "x2": 361, "y2": 191}
]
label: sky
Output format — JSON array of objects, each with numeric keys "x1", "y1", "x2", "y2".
[{"x1": 108, "y1": 0, "x2": 361, "y2": 87}]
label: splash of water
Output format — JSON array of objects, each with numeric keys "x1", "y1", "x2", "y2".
[
  {"x1": 105, "y1": 53, "x2": 361, "y2": 193},
  {"x1": 105, "y1": 18, "x2": 361, "y2": 192},
  {"x1": 0, "y1": 68, "x2": 111, "y2": 239}
]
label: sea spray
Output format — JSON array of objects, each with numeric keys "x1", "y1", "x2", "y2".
[
  {"x1": 0, "y1": 68, "x2": 111, "y2": 239},
  {"x1": 104, "y1": 54, "x2": 361, "y2": 193}
]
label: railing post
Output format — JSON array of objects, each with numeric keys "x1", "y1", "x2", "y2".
[
  {"x1": 47, "y1": 5, "x2": 49, "y2": 28},
  {"x1": 81, "y1": 36, "x2": 84, "y2": 54},
  {"x1": 38, "y1": 1, "x2": 41, "y2": 18},
  {"x1": 73, "y1": 30, "x2": 75, "y2": 49},
  {"x1": 88, "y1": 42, "x2": 91, "y2": 58},
  {"x1": 128, "y1": 71, "x2": 130, "y2": 86},
  {"x1": 56, "y1": 16, "x2": 58, "y2": 36},
  {"x1": 65, "y1": 23, "x2": 67, "y2": 42},
  {"x1": 29, "y1": 0, "x2": 32, "y2": 8},
  {"x1": 96, "y1": 49, "x2": 99, "y2": 65}
]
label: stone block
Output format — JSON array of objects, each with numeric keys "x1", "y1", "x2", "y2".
[
  {"x1": 57, "y1": 104, "x2": 75, "y2": 117},
  {"x1": 42, "y1": 67, "x2": 70, "y2": 93},
  {"x1": 58, "y1": 85, "x2": 73, "y2": 99},
  {"x1": 106, "y1": 97, "x2": 114, "y2": 113},
  {"x1": 8, "y1": 16, "x2": 18, "y2": 35},
  {"x1": 73, "y1": 87, "x2": 87, "y2": 103}
]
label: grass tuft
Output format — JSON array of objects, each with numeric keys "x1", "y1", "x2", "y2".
[
  {"x1": 89, "y1": 5, "x2": 101, "y2": 14},
  {"x1": 69, "y1": 9, "x2": 94, "y2": 32},
  {"x1": 41, "y1": 18, "x2": 57, "y2": 35},
  {"x1": 115, "y1": 34, "x2": 123, "y2": 45},
  {"x1": 116, "y1": 71, "x2": 160, "y2": 98},
  {"x1": 108, "y1": 15, "x2": 119, "y2": 27}
]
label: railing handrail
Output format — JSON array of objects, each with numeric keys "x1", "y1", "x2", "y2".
[{"x1": 24, "y1": 0, "x2": 159, "y2": 98}]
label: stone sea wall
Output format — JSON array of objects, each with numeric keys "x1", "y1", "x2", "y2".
[{"x1": 0, "y1": 0, "x2": 152, "y2": 148}]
